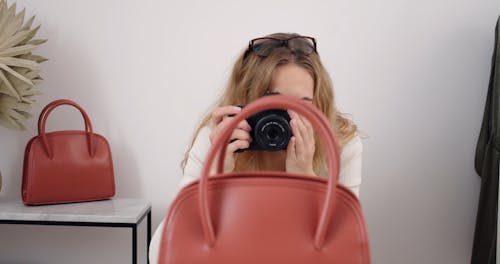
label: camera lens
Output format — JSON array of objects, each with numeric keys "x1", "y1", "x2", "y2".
[
  {"x1": 267, "y1": 128, "x2": 279, "y2": 141},
  {"x1": 253, "y1": 111, "x2": 291, "y2": 151}
]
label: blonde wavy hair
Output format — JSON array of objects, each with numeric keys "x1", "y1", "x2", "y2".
[{"x1": 181, "y1": 32, "x2": 358, "y2": 178}]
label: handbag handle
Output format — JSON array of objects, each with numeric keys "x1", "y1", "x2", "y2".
[
  {"x1": 37, "y1": 99, "x2": 95, "y2": 159},
  {"x1": 199, "y1": 95, "x2": 341, "y2": 250}
]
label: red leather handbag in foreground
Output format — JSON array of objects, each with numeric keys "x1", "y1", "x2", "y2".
[
  {"x1": 159, "y1": 95, "x2": 370, "y2": 263},
  {"x1": 22, "y1": 99, "x2": 115, "y2": 205}
]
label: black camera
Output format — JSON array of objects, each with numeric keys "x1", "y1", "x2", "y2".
[{"x1": 232, "y1": 106, "x2": 292, "y2": 152}]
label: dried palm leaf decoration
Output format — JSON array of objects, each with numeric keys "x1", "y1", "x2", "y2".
[{"x1": 0, "y1": 0, "x2": 47, "y2": 130}]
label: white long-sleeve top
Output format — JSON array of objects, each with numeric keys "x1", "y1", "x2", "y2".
[{"x1": 149, "y1": 126, "x2": 363, "y2": 263}]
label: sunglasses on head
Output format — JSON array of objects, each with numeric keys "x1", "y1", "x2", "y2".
[{"x1": 243, "y1": 36, "x2": 317, "y2": 59}]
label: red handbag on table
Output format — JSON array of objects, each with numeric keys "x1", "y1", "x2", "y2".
[
  {"x1": 159, "y1": 95, "x2": 370, "y2": 263},
  {"x1": 22, "y1": 99, "x2": 115, "y2": 205}
]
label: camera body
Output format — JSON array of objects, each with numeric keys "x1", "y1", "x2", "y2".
[{"x1": 234, "y1": 106, "x2": 292, "y2": 152}]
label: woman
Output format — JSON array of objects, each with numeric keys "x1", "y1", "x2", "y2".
[{"x1": 149, "y1": 32, "x2": 364, "y2": 263}]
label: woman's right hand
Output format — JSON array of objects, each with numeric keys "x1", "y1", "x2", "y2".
[{"x1": 209, "y1": 106, "x2": 252, "y2": 172}]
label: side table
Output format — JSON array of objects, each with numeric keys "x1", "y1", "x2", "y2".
[{"x1": 0, "y1": 198, "x2": 151, "y2": 264}]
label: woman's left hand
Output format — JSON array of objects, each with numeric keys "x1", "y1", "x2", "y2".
[{"x1": 285, "y1": 110, "x2": 316, "y2": 175}]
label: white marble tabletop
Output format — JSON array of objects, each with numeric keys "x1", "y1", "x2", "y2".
[{"x1": 0, "y1": 198, "x2": 151, "y2": 224}]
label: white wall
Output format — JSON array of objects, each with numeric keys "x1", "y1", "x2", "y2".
[{"x1": 0, "y1": 0, "x2": 499, "y2": 263}]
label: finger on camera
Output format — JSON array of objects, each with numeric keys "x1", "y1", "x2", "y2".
[
  {"x1": 298, "y1": 115, "x2": 313, "y2": 135},
  {"x1": 211, "y1": 118, "x2": 248, "y2": 144},
  {"x1": 239, "y1": 119, "x2": 251, "y2": 131},
  {"x1": 290, "y1": 111, "x2": 310, "y2": 141},
  {"x1": 227, "y1": 139, "x2": 250, "y2": 153},
  {"x1": 295, "y1": 117, "x2": 315, "y2": 153},
  {"x1": 224, "y1": 118, "x2": 250, "y2": 131},
  {"x1": 287, "y1": 136, "x2": 297, "y2": 159},
  {"x1": 211, "y1": 105, "x2": 242, "y2": 125},
  {"x1": 290, "y1": 118, "x2": 302, "y2": 139},
  {"x1": 230, "y1": 129, "x2": 251, "y2": 142},
  {"x1": 210, "y1": 118, "x2": 230, "y2": 141},
  {"x1": 217, "y1": 116, "x2": 250, "y2": 134},
  {"x1": 295, "y1": 116, "x2": 308, "y2": 139},
  {"x1": 291, "y1": 119, "x2": 304, "y2": 153},
  {"x1": 287, "y1": 109, "x2": 298, "y2": 119}
]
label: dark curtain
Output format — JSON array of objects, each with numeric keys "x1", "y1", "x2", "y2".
[{"x1": 471, "y1": 15, "x2": 500, "y2": 264}]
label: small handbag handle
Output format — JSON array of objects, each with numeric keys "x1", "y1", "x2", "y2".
[
  {"x1": 199, "y1": 95, "x2": 341, "y2": 250},
  {"x1": 37, "y1": 99, "x2": 95, "y2": 159}
]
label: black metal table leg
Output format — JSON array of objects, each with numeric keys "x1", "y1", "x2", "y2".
[
  {"x1": 147, "y1": 210, "x2": 151, "y2": 264},
  {"x1": 133, "y1": 225, "x2": 137, "y2": 264}
]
